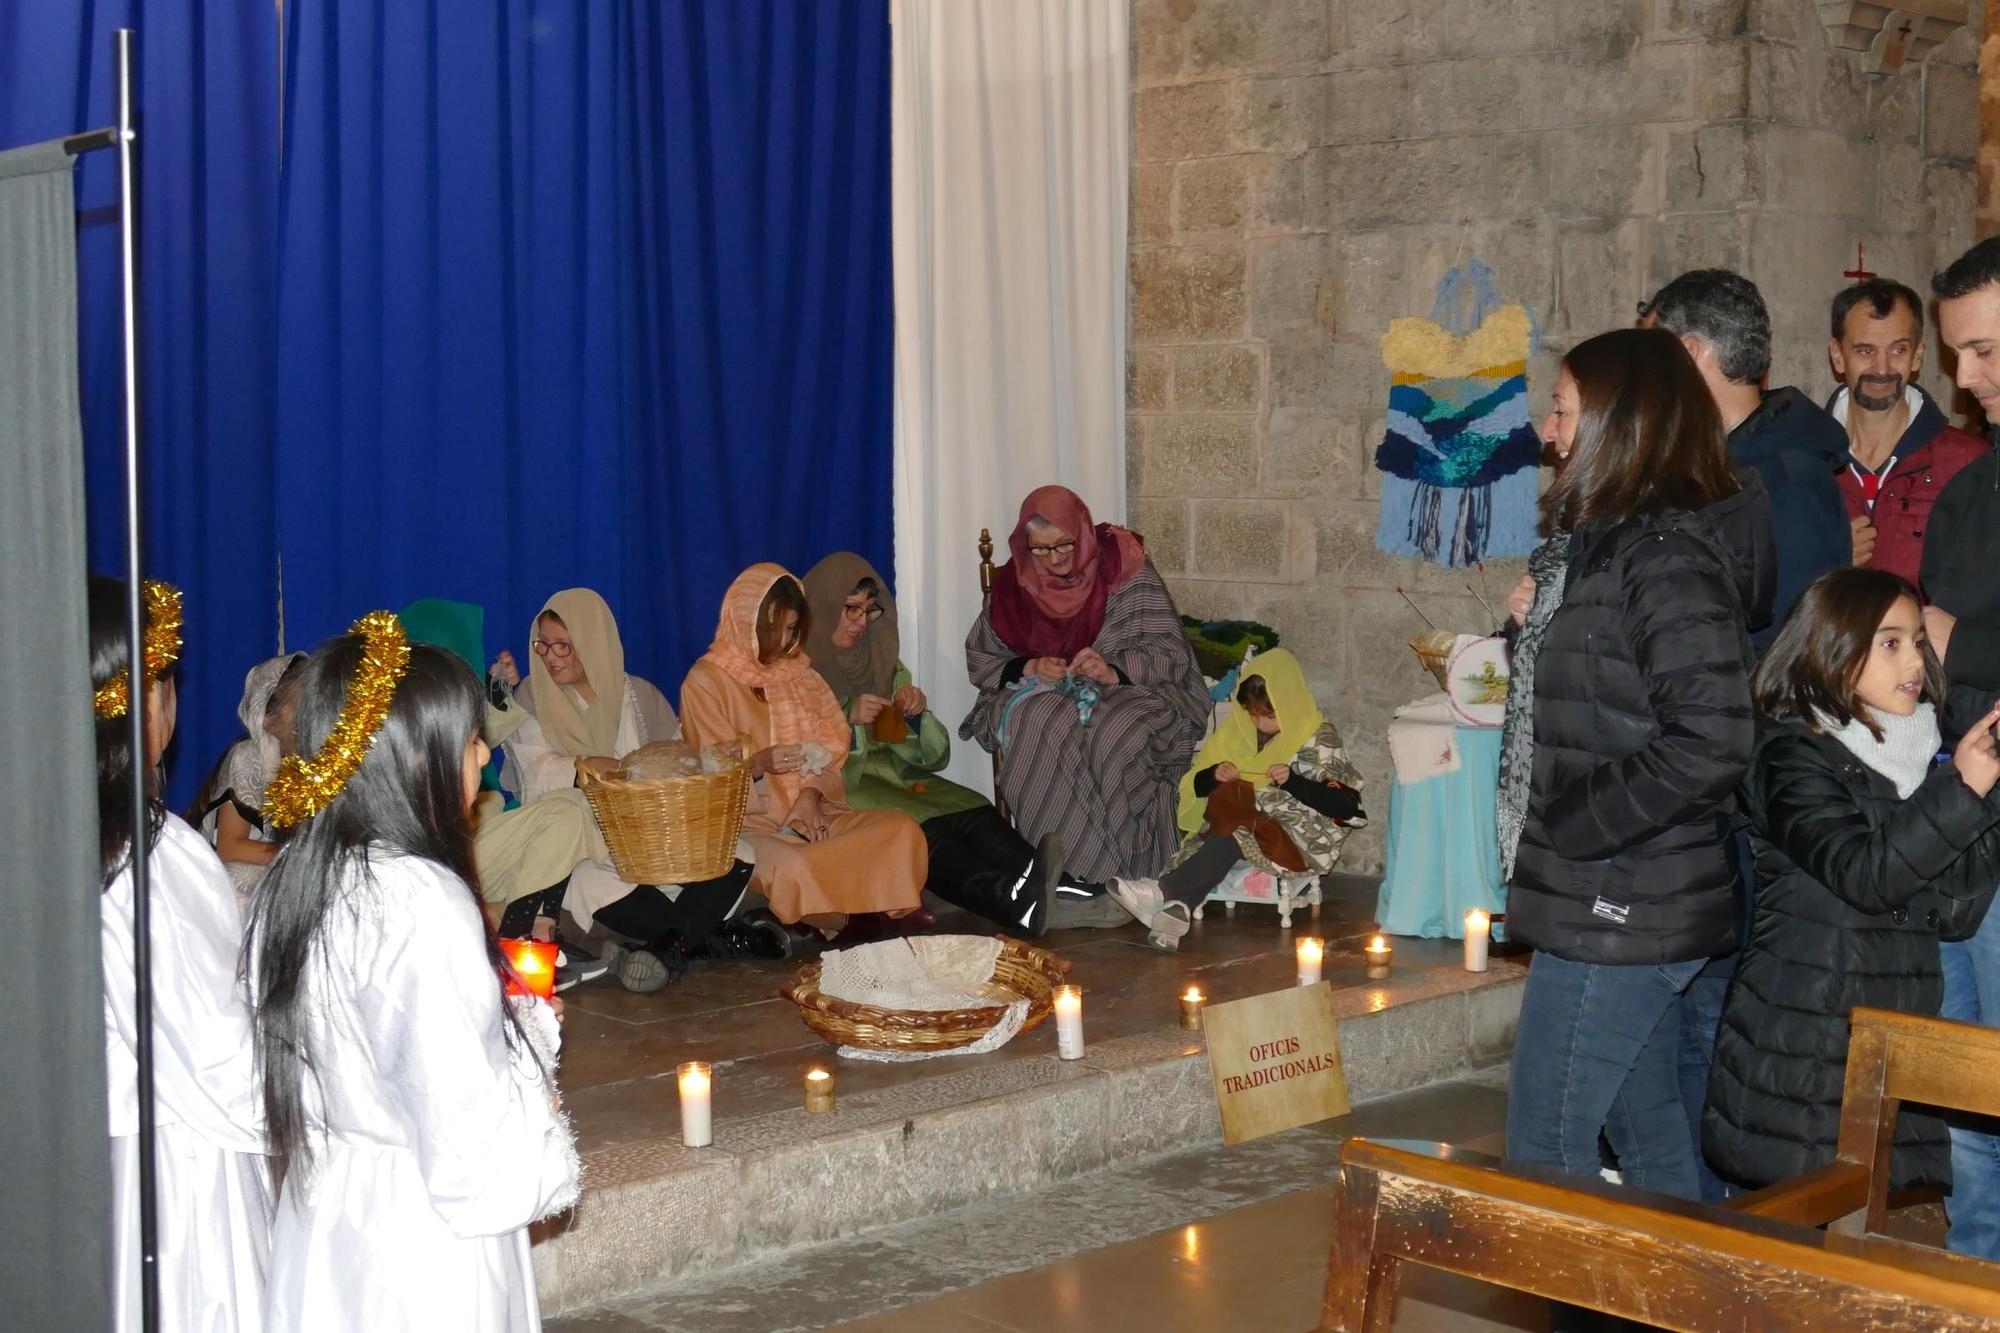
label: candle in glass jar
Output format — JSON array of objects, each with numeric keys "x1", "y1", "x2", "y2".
[
  {"x1": 1364, "y1": 935, "x2": 1393, "y2": 980},
  {"x1": 1180, "y1": 986, "x2": 1207, "y2": 1030},
  {"x1": 1053, "y1": 985, "x2": 1085, "y2": 1060},
  {"x1": 803, "y1": 1066, "x2": 835, "y2": 1113},
  {"x1": 1463, "y1": 909, "x2": 1491, "y2": 973},
  {"x1": 499, "y1": 938, "x2": 558, "y2": 1001},
  {"x1": 677, "y1": 1061, "x2": 713, "y2": 1147},
  {"x1": 1296, "y1": 936, "x2": 1324, "y2": 986}
]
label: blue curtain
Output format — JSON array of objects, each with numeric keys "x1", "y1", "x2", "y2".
[
  {"x1": 0, "y1": 4, "x2": 282, "y2": 810},
  {"x1": 276, "y1": 1, "x2": 895, "y2": 697}
]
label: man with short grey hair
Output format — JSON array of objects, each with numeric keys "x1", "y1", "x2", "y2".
[{"x1": 1645, "y1": 269, "x2": 1850, "y2": 649}]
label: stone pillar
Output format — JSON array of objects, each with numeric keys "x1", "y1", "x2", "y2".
[
  {"x1": 1129, "y1": 0, "x2": 1979, "y2": 871},
  {"x1": 1984, "y1": 0, "x2": 2000, "y2": 235}
]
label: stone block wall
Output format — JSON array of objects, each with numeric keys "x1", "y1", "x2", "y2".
[{"x1": 1129, "y1": 0, "x2": 1980, "y2": 871}]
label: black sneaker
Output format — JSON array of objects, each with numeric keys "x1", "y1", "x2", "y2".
[
  {"x1": 614, "y1": 931, "x2": 690, "y2": 994},
  {"x1": 553, "y1": 945, "x2": 611, "y2": 993},
  {"x1": 706, "y1": 910, "x2": 792, "y2": 962},
  {"x1": 1002, "y1": 834, "x2": 1061, "y2": 938}
]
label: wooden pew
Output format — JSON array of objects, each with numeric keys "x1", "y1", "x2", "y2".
[{"x1": 1320, "y1": 1007, "x2": 2000, "y2": 1331}]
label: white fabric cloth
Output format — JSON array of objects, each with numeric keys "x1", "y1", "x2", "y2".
[
  {"x1": 260, "y1": 850, "x2": 579, "y2": 1332},
  {"x1": 1819, "y1": 702, "x2": 1941, "y2": 798},
  {"x1": 503, "y1": 676, "x2": 663, "y2": 803},
  {"x1": 890, "y1": 0, "x2": 1131, "y2": 797},
  {"x1": 1443, "y1": 634, "x2": 1509, "y2": 729},
  {"x1": 1389, "y1": 693, "x2": 1464, "y2": 784},
  {"x1": 101, "y1": 814, "x2": 269, "y2": 1333},
  {"x1": 821, "y1": 936, "x2": 1030, "y2": 1062}
]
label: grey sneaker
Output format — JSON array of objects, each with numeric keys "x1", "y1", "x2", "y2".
[
  {"x1": 553, "y1": 946, "x2": 611, "y2": 993},
  {"x1": 1109, "y1": 877, "x2": 1165, "y2": 924},
  {"x1": 1048, "y1": 888, "x2": 1136, "y2": 930},
  {"x1": 1146, "y1": 901, "x2": 1193, "y2": 952}
]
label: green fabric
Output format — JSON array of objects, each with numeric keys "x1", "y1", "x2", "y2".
[
  {"x1": 399, "y1": 597, "x2": 507, "y2": 797},
  {"x1": 838, "y1": 663, "x2": 988, "y2": 822}
]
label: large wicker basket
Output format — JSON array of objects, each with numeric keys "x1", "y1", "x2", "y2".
[
  {"x1": 576, "y1": 756, "x2": 750, "y2": 885},
  {"x1": 781, "y1": 937, "x2": 1070, "y2": 1052}
]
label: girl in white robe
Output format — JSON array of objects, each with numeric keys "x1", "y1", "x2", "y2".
[
  {"x1": 91, "y1": 576, "x2": 269, "y2": 1332},
  {"x1": 248, "y1": 628, "x2": 579, "y2": 1333}
]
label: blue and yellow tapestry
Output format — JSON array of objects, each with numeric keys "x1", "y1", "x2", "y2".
[{"x1": 1374, "y1": 260, "x2": 1541, "y2": 567}]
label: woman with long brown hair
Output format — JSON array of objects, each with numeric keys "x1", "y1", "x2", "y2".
[{"x1": 1499, "y1": 328, "x2": 1774, "y2": 1237}]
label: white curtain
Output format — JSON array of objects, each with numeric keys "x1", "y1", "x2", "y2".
[{"x1": 890, "y1": 0, "x2": 1131, "y2": 795}]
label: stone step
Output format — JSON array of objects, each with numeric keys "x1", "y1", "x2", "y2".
[{"x1": 531, "y1": 960, "x2": 1523, "y2": 1316}]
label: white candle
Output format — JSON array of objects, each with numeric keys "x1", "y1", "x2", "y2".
[
  {"x1": 677, "y1": 1061, "x2": 713, "y2": 1147},
  {"x1": 1464, "y1": 909, "x2": 1491, "y2": 973},
  {"x1": 1053, "y1": 985, "x2": 1085, "y2": 1060},
  {"x1": 1296, "y1": 937, "x2": 1324, "y2": 986},
  {"x1": 1363, "y1": 935, "x2": 1392, "y2": 981}
]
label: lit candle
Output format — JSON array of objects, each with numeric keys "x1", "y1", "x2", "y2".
[
  {"x1": 677, "y1": 1061, "x2": 713, "y2": 1147},
  {"x1": 499, "y1": 938, "x2": 558, "y2": 1001},
  {"x1": 1364, "y1": 935, "x2": 1393, "y2": 981},
  {"x1": 1053, "y1": 985, "x2": 1085, "y2": 1060},
  {"x1": 1296, "y1": 936, "x2": 1325, "y2": 986},
  {"x1": 1464, "y1": 909, "x2": 1491, "y2": 973},
  {"x1": 803, "y1": 1066, "x2": 835, "y2": 1113},
  {"x1": 1180, "y1": 986, "x2": 1207, "y2": 1030}
]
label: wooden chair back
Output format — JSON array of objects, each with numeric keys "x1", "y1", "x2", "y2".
[
  {"x1": 1729, "y1": 1006, "x2": 2000, "y2": 1235},
  {"x1": 977, "y1": 528, "x2": 1006, "y2": 814},
  {"x1": 1320, "y1": 1137, "x2": 2000, "y2": 1332}
]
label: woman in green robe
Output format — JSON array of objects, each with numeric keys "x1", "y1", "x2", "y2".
[{"x1": 802, "y1": 553, "x2": 1127, "y2": 935}]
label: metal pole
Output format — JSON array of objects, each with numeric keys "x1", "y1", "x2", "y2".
[{"x1": 112, "y1": 27, "x2": 161, "y2": 1333}]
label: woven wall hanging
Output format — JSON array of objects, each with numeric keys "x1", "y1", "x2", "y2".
[{"x1": 1374, "y1": 260, "x2": 1542, "y2": 567}]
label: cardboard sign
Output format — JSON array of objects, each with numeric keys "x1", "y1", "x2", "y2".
[{"x1": 1204, "y1": 982, "x2": 1349, "y2": 1146}]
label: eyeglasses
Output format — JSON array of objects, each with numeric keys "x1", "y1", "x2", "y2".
[
  {"x1": 1027, "y1": 540, "x2": 1077, "y2": 559},
  {"x1": 530, "y1": 638, "x2": 575, "y2": 659},
  {"x1": 840, "y1": 601, "x2": 884, "y2": 623}
]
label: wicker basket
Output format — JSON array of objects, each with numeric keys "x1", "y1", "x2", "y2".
[
  {"x1": 1410, "y1": 629, "x2": 1456, "y2": 689},
  {"x1": 576, "y1": 756, "x2": 751, "y2": 885},
  {"x1": 781, "y1": 937, "x2": 1070, "y2": 1052}
]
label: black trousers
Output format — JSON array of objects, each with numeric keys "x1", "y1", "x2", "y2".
[
  {"x1": 1159, "y1": 835, "x2": 1241, "y2": 907},
  {"x1": 589, "y1": 860, "x2": 755, "y2": 950},
  {"x1": 921, "y1": 805, "x2": 1036, "y2": 927}
]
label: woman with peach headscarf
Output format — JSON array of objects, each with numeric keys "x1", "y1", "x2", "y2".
[{"x1": 680, "y1": 565, "x2": 928, "y2": 936}]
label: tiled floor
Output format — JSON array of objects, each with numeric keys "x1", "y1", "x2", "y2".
[
  {"x1": 546, "y1": 1067, "x2": 1538, "y2": 1333},
  {"x1": 555, "y1": 872, "x2": 1502, "y2": 1156}
]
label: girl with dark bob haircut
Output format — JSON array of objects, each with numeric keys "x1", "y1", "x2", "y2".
[
  {"x1": 1705, "y1": 568, "x2": 2000, "y2": 1198},
  {"x1": 1501, "y1": 327, "x2": 1775, "y2": 1257},
  {"x1": 248, "y1": 627, "x2": 578, "y2": 1327}
]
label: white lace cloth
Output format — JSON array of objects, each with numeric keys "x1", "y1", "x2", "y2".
[{"x1": 819, "y1": 936, "x2": 1030, "y2": 1062}]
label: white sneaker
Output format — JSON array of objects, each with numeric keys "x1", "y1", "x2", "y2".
[
  {"x1": 1146, "y1": 901, "x2": 1192, "y2": 952},
  {"x1": 1109, "y1": 877, "x2": 1164, "y2": 923}
]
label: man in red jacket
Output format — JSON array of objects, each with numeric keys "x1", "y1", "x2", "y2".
[{"x1": 1827, "y1": 278, "x2": 1987, "y2": 586}]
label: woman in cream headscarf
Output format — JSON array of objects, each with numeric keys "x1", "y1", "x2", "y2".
[
  {"x1": 1112, "y1": 650, "x2": 1366, "y2": 951},
  {"x1": 194, "y1": 652, "x2": 306, "y2": 906},
  {"x1": 680, "y1": 564, "x2": 928, "y2": 936},
  {"x1": 478, "y1": 588, "x2": 771, "y2": 992}
]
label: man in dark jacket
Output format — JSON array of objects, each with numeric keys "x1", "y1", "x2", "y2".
[
  {"x1": 1647, "y1": 270, "x2": 1850, "y2": 653},
  {"x1": 1827, "y1": 278, "x2": 1987, "y2": 588},
  {"x1": 1924, "y1": 235, "x2": 2000, "y2": 1261}
]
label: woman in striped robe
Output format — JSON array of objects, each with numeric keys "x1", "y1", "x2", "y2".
[{"x1": 959, "y1": 486, "x2": 1210, "y2": 883}]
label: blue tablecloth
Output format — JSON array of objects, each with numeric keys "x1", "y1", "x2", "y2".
[{"x1": 1376, "y1": 724, "x2": 1505, "y2": 940}]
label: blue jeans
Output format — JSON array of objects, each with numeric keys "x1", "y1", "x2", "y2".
[
  {"x1": 1942, "y1": 907, "x2": 2000, "y2": 1261},
  {"x1": 1677, "y1": 953, "x2": 1738, "y2": 1203},
  {"x1": 1507, "y1": 951, "x2": 1708, "y2": 1201}
]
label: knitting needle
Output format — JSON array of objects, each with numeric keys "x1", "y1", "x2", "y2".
[
  {"x1": 1394, "y1": 587, "x2": 1438, "y2": 630},
  {"x1": 1466, "y1": 581, "x2": 1502, "y2": 624}
]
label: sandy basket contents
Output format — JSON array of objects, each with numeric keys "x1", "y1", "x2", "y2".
[{"x1": 782, "y1": 935, "x2": 1069, "y2": 1056}]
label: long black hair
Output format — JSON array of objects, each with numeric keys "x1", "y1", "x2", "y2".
[
  {"x1": 246, "y1": 632, "x2": 512, "y2": 1191},
  {"x1": 91, "y1": 574, "x2": 168, "y2": 887},
  {"x1": 1752, "y1": 568, "x2": 1945, "y2": 741}
]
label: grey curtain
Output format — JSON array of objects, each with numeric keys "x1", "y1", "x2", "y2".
[{"x1": 0, "y1": 139, "x2": 112, "y2": 1331}]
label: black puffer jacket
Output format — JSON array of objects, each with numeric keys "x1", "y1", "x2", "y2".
[
  {"x1": 1510, "y1": 476, "x2": 1775, "y2": 965},
  {"x1": 1703, "y1": 698, "x2": 2000, "y2": 1192}
]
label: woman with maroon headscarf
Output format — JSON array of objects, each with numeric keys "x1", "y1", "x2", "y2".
[{"x1": 960, "y1": 486, "x2": 1209, "y2": 883}]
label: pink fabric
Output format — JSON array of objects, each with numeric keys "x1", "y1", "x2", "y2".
[{"x1": 987, "y1": 486, "x2": 1144, "y2": 660}]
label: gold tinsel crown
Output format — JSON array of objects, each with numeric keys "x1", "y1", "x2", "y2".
[
  {"x1": 263, "y1": 611, "x2": 411, "y2": 830},
  {"x1": 94, "y1": 580, "x2": 185, "y2": 720}
]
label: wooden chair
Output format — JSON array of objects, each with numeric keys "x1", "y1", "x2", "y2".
[
  {"x1": 1320, "y1": 1007, "x2": 2000, "y2": 1332},
  {"x1": 978, "y1": 528, "x2": 1006, "y2": 816}
]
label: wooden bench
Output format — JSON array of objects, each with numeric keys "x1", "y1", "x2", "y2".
[{"x1": 1320, "y1": 1007, "x2": 2000, "y2": 1331}]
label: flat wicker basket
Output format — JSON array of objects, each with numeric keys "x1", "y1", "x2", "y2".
[
  {"x1": 781, "y1": 937, "x2": 1070, "y2": 1052},
  {"x1": 576, "y1": 756, "x2": 750, "y2": 885}
]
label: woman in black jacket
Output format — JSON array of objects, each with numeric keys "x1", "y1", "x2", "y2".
[
  {"x1": 1503, "y1": 327, "x2": 1775, "y2": 1209},
  {"x1": 1704, "y1": 569, "x2": 2000, "y2": 1192}
]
